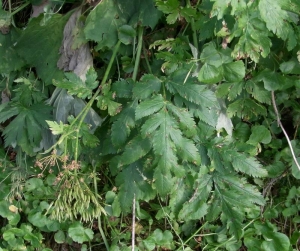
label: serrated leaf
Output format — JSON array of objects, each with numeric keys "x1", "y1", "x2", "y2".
[
  {"x1": 111, "y1": 79, "x2": 134, "y2": 98},
  {"x1": 116, "y1": 161, "x2": 155, "y2": 212},
  {"x1": 232, "y1": 10, "x2": 271, "y2": 62},
  {"x1": 119, "y1": 135, "x2": 152, "y2": 165},
  {"x1": 178, "y1": 174, "x2": 212, "y2": 220},
  {"x1": 46, "y1": 120, "x2": 65, "y2": 135},
  {"x1": 166, "y1": 80, "x2": 218, "y2": 108},
  {"x1": 247, "y1": 125, "x2": 271, "y2": 145},
  {"x1": 229, "y1": 151, "x2": 268, "y2": 177},
  {"x1": 97, "y1": 96, "x2": 122, "y2": 116},
  {"x1": 54, "y1": 68, "x2": 99, "y2": 99},
  {"x1": 84, "y1": 0, "x2": 126, "y2": 50},
  {"x1": 133, "y1": 74, "x2": 162, "y2": 99},
  {"x1": 198, "y1": 63, "x2": 223, "y2": 84},
  {"x1": 259, "y1": 0, "x2": 291, "y2": 40},
  {"x1": 135, "y1": 95, "x2": 165, "y2": 120},
  {"x1": 166, "y1": 103, "x2": 197, "y2": 137},
  {"x1": 111, "y1": 105, "x2": 136, "y2": 146},
  {"x1": 227, "y1": 98, "x2": 267, "y2": 119},
  {"x1": 0, "y1": 28, "x2": 25, "y2": 74},
  {"x1": 175, "y1": 138, "x2": 201, "y2": 165},
  {"x1": 223, "y1": 61, "x2": 245, "y2": 82},
  {"x1": 2, "y1": 103, "x2": 52, "y2": 154}
]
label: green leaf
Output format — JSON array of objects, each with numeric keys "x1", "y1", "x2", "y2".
[
  {"x1": 54, "y1": 230, "x2": 66, "y2": 244},
  {"x1": 119, "y1": 135, "x2": 152, "y2": 165},
  {"x1": 116, "y1": 0, "x2": 161, "y2": 29},
  {"x1": 135, "y1": 95, "x2": 165, "y2": 120},
  {"x1": 222, "y1": 61, "x2": 245, "y2": 82},
  {"x1": 116, "y1": 161, "x2": 155, "y2": 212},
  {"x1": 133, "y1": 74, "x2": 162, "y2": 99},
  {"x1": 68, "y1": 222, "x2": 94, "y2": 244},
  {"x1": 0, "y1": 28, "x2": 25, "y2": 73},
  {"x1": 198, "y1": 63, "x2": 223, "y2": 84},
  {"x1": 111, "y1": 79, "x2": 134, "y2": 98},
  {"x1": 46, "y1": 120, "x2": 65, "y2": 135},
  {"x1": 2, "y1": 103, "x2": 52, "y2": 154},
  {"x1": 166, "y1": 103, "x2": 197, "y2": 137},
  {"x1": 178, "y1": 174, "x2": 212, "y2": 220},
  {"x1": 255, "y1": 222, "x2": 291, "y2": 251},
  {"x1": 166, "y1": 79, "x2": 218, "y2": 108},
  {"x1": 231, "y1": 9, "x2": 271, "y2": 62},
  {"x1": 118, "y1": 25, "x2": 136, "y2": 45},
  {"x1": 84, "y1": 0, "x2": 126, "y2": 50},
  {"x1": 227, "y1": 98, "x2": 267, "y2": 119},
  {"x1": 15, "y1": 14, "x2": 69, "y2": 84},
  {"x1": 54, "y1": 68, "x2": 99, "y2": 99},
  {"x1": 0, "y1": 201, "x2": 21, "y2": 226},
  {"x1": 229, "y1": 151, "x2": 268, "y2": 177},
  {"x1": 97, "y1": 96, "x2": 122, "y2": 116},
  {"x1": 259, "y1": 0, "x2": 292, "y2": 40},
  {"x1": 148, "y1": 229, "x2": 175, "y2": 249},
  {"x1": 247, "y1": 125, "x2": 271, "y2": 145},
  {"x1": 111, "y1": 104, "x2": 136, "y2": 147}
]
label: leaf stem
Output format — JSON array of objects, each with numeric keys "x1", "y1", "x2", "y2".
[
  {"x1": 93, "y1": 165, "x2": 110, "y2": 251},
  {"x1": 132, "y1": 26, "x2": 144, "y2": 82},
  {"x1": 73, "y1": 40, "x2": 121, "y2": 161}
]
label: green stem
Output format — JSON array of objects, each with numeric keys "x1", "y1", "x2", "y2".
[
  {"x1": 132, "y1": 26, "x2": 144, "y2": 82},
  {"x1": 190, "y1": 18, "x2": 199, "y2": 54},
  {"x1": 74, "y1": 40, "x2": 121, "y2": 161},
  {"x1": 10, "y1": 1, "x2": 30, "y2": 16},
  {"x1": 175, "y1": 222, "x2": 208, "y2": 251},
  {"x1": 143, "y1": 43, "x2": 152, "y2": 74},
  {"x1": 93, "y1": 165, "x2": 110, "y2": 251}
]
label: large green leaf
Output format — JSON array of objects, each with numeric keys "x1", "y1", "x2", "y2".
[
  {"x1": 68, "y1": 222, "x2": 94, "y2": 244},
  {"x1": 135, "y1": 95, "x2": 165, "y2": 120},
  {"x1": 115, "y1": 0, "x2": 162, "y2": 29},
  {"x1": 1, "y1": 103, "x2": 52, "y2": 155},
  {"x1": 15, "y1": 14, "x2": 69, "y2": 84},
  {"x1": 84, "y1": 0, "x2": 126, "y2": 50},
  {"x1": 231, "y1": 9, "x2": 271, "y2": 62},
  {"x1": 259, "y1": 0, "x2": 292, "y2": 40},
  {"x1": 0, "y1": 28, "x2": 25, "y2": 73},
  {"x1": 115, "y1": 161, "x2": 155, "y2": 212}
]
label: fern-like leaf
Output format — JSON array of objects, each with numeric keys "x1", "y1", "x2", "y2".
[{"x1": 135, "y1": 95, "x2": 165, "y2": 120}]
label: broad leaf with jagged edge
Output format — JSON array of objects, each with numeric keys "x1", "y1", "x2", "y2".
[
  {"x1": 115, "y1": 161, "x2": 155, "y2": 212},
  {"x1": 135, "y1": 95, "x2": 165, "y2": 120},
  {"x1": 84, "y1": 0, "x2": 126, "y2": 50},
  {"x1": 53, "y1": 68, "x2": 99, "y2": 99},
  {"x1": 111, "y1": 103, "x2": 137, "y2": 147},
  {"x1": 118, "y1": 135, "x2": 152, "y2": 166},
  {"x1": 178, "y1": 174, "x2": 212, "y2": 220},
  {"x1": 15, "y1": 14, "x2": 69, "y2": 84},
  {"x1": 133, "y1": 74, "x2": 162, "y2": 99},
  {"x1": 227, "y1": 98, "x2": 267, "y2": 119},
  {"x1": 212, "y1": 173, "x2": 265, "y2": 239},
  {"x1": 231, "y1": 8, "x2": 272, "y2": 62},
  {"x1": 259, "y1": 0, "x2": 295, "y2": 44},
  {"x1": 166, "y1": 73, "x2": 218, "y2": 108},
  {"x1": 0, "y1": 103, "x2": 52, "y2": 155}
]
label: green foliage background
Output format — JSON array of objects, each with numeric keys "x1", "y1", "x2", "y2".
[{"x1": 1, "y1": 0, "x2": 300, "y2": 250}]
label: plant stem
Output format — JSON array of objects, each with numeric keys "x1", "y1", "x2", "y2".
[
  {"x1": 93, "y1": 165, "x2": 110, "y2": 251},
  {"x1": 74, "y1": 40, "x2": 121, "y2": 161},
  {"x1": 132, "y1": 26, "x2": 144, "y2": 82}
]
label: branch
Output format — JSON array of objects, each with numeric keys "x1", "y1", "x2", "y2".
[{"x1": 271, "y1": 91, "x2": 300, "y2": 171}]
